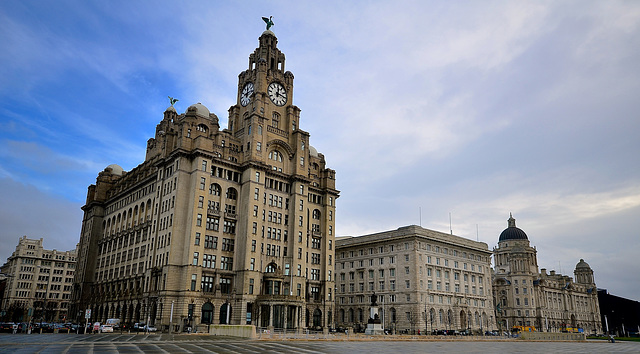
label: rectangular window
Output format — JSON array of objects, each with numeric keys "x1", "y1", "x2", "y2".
[
  {"x1": 194, "y1": 232, "x2": 201, "y2": 246},
  {"x1": 192, "y1": 252, "x2": 199, "y2": 265},
  {"x1": 223, "y1": 220, "x2": 236, "y2": 234},
  {"x1": 222, "y1": 238, "x2": 235, "y2": 252},
  {"x1": 203, "y1": 254, "x2": 216, "y2": 268},
  {"x1": 220, "y1": 257, "x2": 233, "y2": 270}
]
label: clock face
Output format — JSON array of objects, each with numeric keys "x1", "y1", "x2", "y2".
[
  {"x1": 240, "y1": 82, "x2": 254, "y2": 106},
  {"x1": 268, "y1": 82, "x2": 287, "y2": 106}
]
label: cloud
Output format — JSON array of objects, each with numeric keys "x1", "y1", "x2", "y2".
[
  {"x1": 0, "y1": 178, "x2": 82, "y2": 264},
  {"x1": 0, "y1": 0, "x2": 639, "y2": 302}
]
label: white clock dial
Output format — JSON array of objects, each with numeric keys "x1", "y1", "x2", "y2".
[
  {"x1": 240, "y1": 82, "x2": 254, "y2": 106},
  {"x1": 268, "y1": 82, "x2": 287, "y2": 106}
]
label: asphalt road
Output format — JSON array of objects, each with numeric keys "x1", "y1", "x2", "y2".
[{"x1": 0, "y1": 333, "x2": 637, "y2": 353}]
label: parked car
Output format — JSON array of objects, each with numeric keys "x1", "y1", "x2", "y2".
[
  {"x1": 55, "y1": 323, "x2": 70, "y2": 333},
  {"x1": 133, "y1": 323, "x2": 157, "y2": 332},
  {"x1": 143, "y1": 325, "x2": 157, "y2": 332},
  {"x1": 0, "y1": 322, "x2": 15, "y2": 333},
  {"x1": 100, "y1": 325, "x2": 114, "y2": 333}
]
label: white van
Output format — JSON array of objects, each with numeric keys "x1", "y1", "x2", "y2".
[{"x1": 106, "y1": 318, "x2": 120, "y2": 329}]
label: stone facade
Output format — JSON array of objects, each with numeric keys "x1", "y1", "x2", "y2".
[
  {"x1": 71, "y1": 30, "x2": 338, "y2": 332},
  {"x1": 1, "y1": 236, "x2": 77, "y2": 323},
  {"x1": 335, "y1": 226, "x2": 495, "y2": 334},
  {"x1": 492, "y1": 215, "x2": 602, "y2": 334}
]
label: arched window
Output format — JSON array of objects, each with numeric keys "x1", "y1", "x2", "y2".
[
  {"x1": 210, "y1": 183, "x2": 221, "y2": 196},
  {"x1": 201, "y1": 302, "x2": 213, "y2": 324},
  {"x1": 226, "y1": 188, "x2": 237, "y2": 200},
  {"x1": 265, "y1": 263, "x2": 277, "y2": 273},
  {"x1": 196, "y1": 124, "x2": 208, "y2": 133},
  {"x1": 312, "y1": 209, "x2": 321, "y2": 220},
  {"x1": 268, "y1": 150, "x2": 283, "y2": 162}
]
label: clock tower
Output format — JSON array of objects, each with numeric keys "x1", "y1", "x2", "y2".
[
  {"x1": 228, "y1": 30, "x2": 304, "y2": 173},
  {"x1": 73, "y1": 25, "x2": 338, "y2": 333},
  {"x1": 227, "y1": 28, "x2": 339, "y2": 330}
]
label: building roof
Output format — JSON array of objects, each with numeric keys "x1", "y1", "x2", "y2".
[
  {"x1": 576, "y1": 258, "x2": 591, "y2": 269},
  {"x1": 498, "y1": 214, "x2": 529, "y2": 241}
]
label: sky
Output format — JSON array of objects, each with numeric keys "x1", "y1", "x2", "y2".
[{"x1": 1, "y1": 1, "x2": 639, "y2": 300}]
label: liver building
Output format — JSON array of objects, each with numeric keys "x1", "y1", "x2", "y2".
[
  {"x1": 71, "y1": 27, "x2": 339, "y2": 332},
  {"x1": 492, "y1": 215, "x2": 602, "y2": 334}
]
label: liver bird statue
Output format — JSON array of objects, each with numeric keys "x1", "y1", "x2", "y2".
[
  {"x1": 262, "y1": 16, "x2": 274, "y2": 31},
  {"x1": 168, "y1": 96, "x2": 178, "y2": 107}
]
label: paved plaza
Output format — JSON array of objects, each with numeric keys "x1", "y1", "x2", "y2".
[{"x1": 0, "y1": 334, "x2": 637, "y2": 353}]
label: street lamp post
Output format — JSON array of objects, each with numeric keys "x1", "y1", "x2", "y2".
[{"x1": 169, "y1": 300, "x2": 174, "y2": 334}]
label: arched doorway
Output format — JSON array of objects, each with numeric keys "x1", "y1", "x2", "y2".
[
  {"x1": 128, "y1": 304, "x2": 134, "y2": 323},
  {"x1": 429, "y1": 308, "x2": 436, "y2": 332},
  {"x1": 313, "y1": 308, "x2": 322, "y2": 328},
  {"x1": 134, "y1": 303, "x2": 141, "y2": 323},
  {"x1": 202, "y1": 302, "x2": 213, "y2": 324},
  {"x1": 220, "y1": 303, "x2": 231, "y2": 324},
  {"x1": 460, "y1": 310, "x2": 467, "y2": 330},
  {"x1": 150, "y1": 303, "x2": 157, "y2": 326}
]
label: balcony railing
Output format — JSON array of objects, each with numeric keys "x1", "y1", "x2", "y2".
[{"x1": 267, "y1": 125, "x2": 288, "y2": 138}]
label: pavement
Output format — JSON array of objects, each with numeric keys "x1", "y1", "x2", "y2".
[{"x1": 0, "y1": 333, "x2": 637, "y2": 353}]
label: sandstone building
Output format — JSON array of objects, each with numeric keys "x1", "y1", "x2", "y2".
[
  {"x1": 335, "y1": 226, "x2": 495, "y2": 334},
  {"x1": 71, "y1": 29, "x2": 338, "y2": 332},
  {"x1": 1, "y1": 236, "x2": 76, "y2": 323},
  {"x1": 492, "y1": 214, "x2": 602, "y2": 334}
]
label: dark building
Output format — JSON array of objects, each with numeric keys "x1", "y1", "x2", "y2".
[{"x1": 598, "y1": 289, "x2": 640, "y2": 336}]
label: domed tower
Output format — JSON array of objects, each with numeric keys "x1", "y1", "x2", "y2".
[
  {"x1": 574, "y1": 259, "x2": 595, "y2": 286},
  {"x1": 492, "y1": 214, "x2": 539, "y2": 331},
  {"x1": 494, "y1": 214, "x2": 538, "y2": 275}
]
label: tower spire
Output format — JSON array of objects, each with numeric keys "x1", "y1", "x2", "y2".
[{"x1": 508, "y1": 213, "x2": 516, "y2": 228}]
